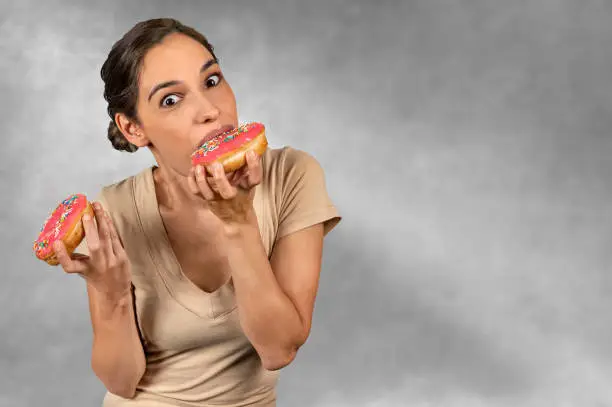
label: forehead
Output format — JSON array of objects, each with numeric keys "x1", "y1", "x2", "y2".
[{"x1": 139, "y1": 33, "x2": 215, "y2": 87}]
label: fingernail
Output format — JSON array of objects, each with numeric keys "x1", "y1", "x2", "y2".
[{"x1": 83, "y1": 214, "x2": 91, "y2": 221}]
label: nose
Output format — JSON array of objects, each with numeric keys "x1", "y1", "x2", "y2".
[{"x1": 194, "y1": 93, "x2": 220, "y2": 124}]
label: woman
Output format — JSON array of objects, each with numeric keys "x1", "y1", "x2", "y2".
[{"x1": 54, "y1": 18, "x2": 341, "y2": 406}]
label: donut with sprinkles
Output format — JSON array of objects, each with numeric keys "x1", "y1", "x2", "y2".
[
  {"x1": 33, "y1": 193, "x2": 94, "y2": 266},
  {"x1": 191, "y1": 122, "x2": 268, "y2": 174}
]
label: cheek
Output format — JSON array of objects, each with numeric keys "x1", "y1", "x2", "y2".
[
  {"x1": 153, "y1": 109, "x2": 192, "y2": 135},
  {"x1": 143, "y1": 111, "x2": 193, "y2": 152},
  {"x1": 218, "y1": 85, "x2": 238, "y2": 116}
]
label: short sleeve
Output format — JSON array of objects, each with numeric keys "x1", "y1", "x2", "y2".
[{"x1": 275, "y1": 147, "x2": 341, "y2": 240}]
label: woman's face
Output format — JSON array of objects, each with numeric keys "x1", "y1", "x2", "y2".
[{"x1": 133, "y1": 33, "x2": 238, "y2": 175}]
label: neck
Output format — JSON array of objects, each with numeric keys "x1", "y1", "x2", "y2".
[
  {"x1": 150, "y1": 149, "x2": 209, "y2": 212},
  {"x1": 151, "y1": 166, "x2": 171, "y2": 208},
  {"x1": 152, "y1": 165, "x2": 194, "y2": 211}
]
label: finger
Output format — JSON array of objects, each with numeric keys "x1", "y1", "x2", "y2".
[
  {"x1": 227, "y1": 166, "x2": 246, "y2": 186},
  {"x1": 82, "y1": 211, "x2": 101, "y2": 258},
  {"x1": 193, "y1": 165, "x2": 216, "y2": 200},
  {"x1": 226, "y1": 170, "x2": 239, "y2": 185},
  {"x1": 71, "y1": 253, "x2": 90, "y2": 260},
  {"x1": 93, "y1": 202, "x2": 113, "y2": 260},
  {"x1": 54, "y1": 241, "x2": 88, "y2": 274},
  {"x1": 106, "y1": 211, "x2": 127, "y2": 262},
  {"x1": 187, "y1": 167, "x2": 200, "y2": 195},
  {"x1": 238, "y1": 172, "x2": 251, "y2": 189},
  {"x1": 231, "y1": 168, "x2": 250, "y2": 189},
  {"x1": 207, "y1": 162, "x2": 237, "y2": 199},
  {"x1": 245, "y1": 150, "x2": 262, "y2": 186}
]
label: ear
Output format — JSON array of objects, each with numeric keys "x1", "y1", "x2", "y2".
[{"x1": 114, "y1": 112, "x2": 150, "y2": 148}]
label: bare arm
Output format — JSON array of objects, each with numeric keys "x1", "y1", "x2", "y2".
[
  {"x1": 224, "y1": 221, "x2": 325, "y2": 371},
  {"x1": 188, "y1": 149, "x2": 336, "y2": 371},
  {"x1": 56, "y1": 202, "x2": 145, "y2": 398},
  {"x1": 87, "y1": 283, "x2": 146, "y2": 398}
]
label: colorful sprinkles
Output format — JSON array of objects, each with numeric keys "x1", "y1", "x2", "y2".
[
  {"x1": 33, "y1": 193, "x2": 87, "y2": 260},
  {"x1": 191, "y1": 122, "x2": 263, "y2": 162}
]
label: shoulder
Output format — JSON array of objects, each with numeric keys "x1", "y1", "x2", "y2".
[
  {"x1": 262, "y1": 146, "x2": 326, "y2": 180},
  {"x1": 262, "y1": 146, "x2": 341, "y2": 238},
  {"x1": 93, "y1": 167, "x2": 150, "y2": 211},
  {"x1": 263, "y1": 145, "x2": 322, "y2": 166}
]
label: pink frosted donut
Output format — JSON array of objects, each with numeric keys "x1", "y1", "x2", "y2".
[
  {"x1": 33, "y1": 193, "x2": 93, "y2": 266},
  {"x1": 191, "y1": 122, "x2": 268, "y2": 174}
]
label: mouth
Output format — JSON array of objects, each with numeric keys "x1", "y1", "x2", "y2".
[{"x1": 195, "y1": 124, "x2": 235, "y2": 150}]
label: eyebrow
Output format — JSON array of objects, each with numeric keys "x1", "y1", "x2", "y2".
[{"x1": 147, "y1": 58, "x2": 219, "y2": 102}]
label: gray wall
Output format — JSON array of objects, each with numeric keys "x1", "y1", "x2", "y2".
[{"x1": 2, "y1": 0, "x2": 611, "y2": 406}]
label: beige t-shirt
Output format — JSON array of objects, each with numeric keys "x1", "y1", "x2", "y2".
[{"x1": 77, "y1": 146, "x2": 341, "y2": 407}]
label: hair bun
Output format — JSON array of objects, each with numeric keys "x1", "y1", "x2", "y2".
[{"x1": 107, "y1": 120, "x2": 138, "y2": 153}]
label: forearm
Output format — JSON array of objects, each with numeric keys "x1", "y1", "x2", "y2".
[
  {"x1": 87, "y1": 284, "x2": 146, "y2": 398},
  {"x1": 224, "y1": 222, "x2": 305, "y2": 370}
]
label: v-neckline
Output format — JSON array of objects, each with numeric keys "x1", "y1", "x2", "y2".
[{"x1": 135, "y1": 165, "x2": 237, "y2": 319}]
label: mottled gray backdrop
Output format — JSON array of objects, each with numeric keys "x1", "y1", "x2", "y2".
[{"x1": 1, "y1": 0, "x2": 612, "y2": 406}]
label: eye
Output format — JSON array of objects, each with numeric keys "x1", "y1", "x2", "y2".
[
  {"x1": 160, "y1": 94, "x2": 180, "y2": 108},
  {"x1": 205, "y1": 73, "x2": 222, "y2": 88}
]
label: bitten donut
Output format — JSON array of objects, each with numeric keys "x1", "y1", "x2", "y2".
[
  {"x1": 191, "y1": 122, "x2": 268, "y2": 174},
  {"x1": 33, "y1": 193, "x2": 94, "y2": 266}
]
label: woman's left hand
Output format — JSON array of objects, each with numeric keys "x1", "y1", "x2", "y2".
[{"x1": 188, "y1": 150, "x2": 262, "y2": 227}]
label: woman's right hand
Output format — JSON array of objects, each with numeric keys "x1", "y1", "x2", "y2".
[{"x1": 54, "y1": 202, "x2": 132, "y2": 300}]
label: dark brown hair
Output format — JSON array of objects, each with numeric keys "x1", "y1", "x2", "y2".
[{"x1": 100, "y1": 18, "x2": 218, "y2": 153}]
